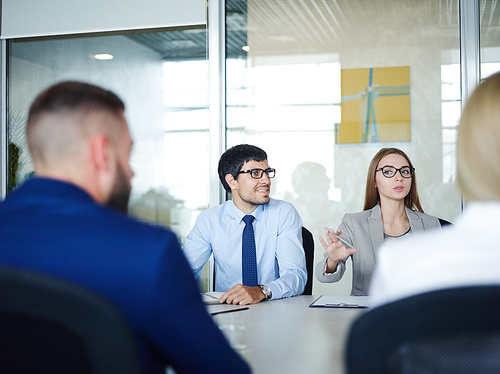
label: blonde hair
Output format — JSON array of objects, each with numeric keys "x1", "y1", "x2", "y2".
[
  {"x1": 363, "y1": 147, "x2": 424, "y2": 212},
  {"x1": 457, "y1": 72, "x2": 500, "y2": 202}
]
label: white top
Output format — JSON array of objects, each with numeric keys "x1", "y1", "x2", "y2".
[{"x1": 369, "y1": 201, "x2": 500, "y2": 307}]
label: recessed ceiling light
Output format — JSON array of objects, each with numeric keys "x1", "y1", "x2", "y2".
[
  {"x1": 242, "y1": 45, "x2": 250, "y2": 52},
  {"x1": 93, "y1": 53, "x2": 114, "y2": 60}
]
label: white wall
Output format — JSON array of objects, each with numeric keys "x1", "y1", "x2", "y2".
[{"x1": 2, "y1": 0, "x2": 206, "y2": 38}]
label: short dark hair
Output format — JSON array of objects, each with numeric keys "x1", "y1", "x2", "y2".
[
  {"x1": 27, "y1": 81, "x2": 126, "y2": 161},
  {"x1": 28, "y1": 81, "x2": 125, "y2": 126},
  {"x1": 218, "y1": 144, "x2": 268, "y2": 193}
]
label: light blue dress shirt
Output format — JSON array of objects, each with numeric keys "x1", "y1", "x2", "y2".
[{"x1": 183, "y1": 199, "x2": 307, "y2": 299}]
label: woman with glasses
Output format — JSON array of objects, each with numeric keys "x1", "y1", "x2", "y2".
[{"x1": 314, "y1": 147, "x2": 441, "y2": 296}]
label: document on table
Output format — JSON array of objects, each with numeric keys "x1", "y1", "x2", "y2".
[
  {"x1": 202, "y1": 292, "x2": 225, "y2": 304},
  {"x1": 309, "y1": 295, "x2": 370, "y2": 308}
]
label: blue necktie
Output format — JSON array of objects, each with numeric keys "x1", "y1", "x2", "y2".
[{"x1": 242, "y1": 215, "x2": 258, "y2": 287}]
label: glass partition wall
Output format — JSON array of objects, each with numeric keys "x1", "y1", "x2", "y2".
[
  {"x1": 225, "y1": 0, "x2": 464, "y2": 295},
  {"x1": 481, "y1": 1, "x2": 500, "y2": 80},
  {"x1": 6, "y1": 27, "x2": 213, "y2": 289}
]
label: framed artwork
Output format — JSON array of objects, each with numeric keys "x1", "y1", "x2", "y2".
[{"x1": 336, "y1": 66, "x2": 410, "y2": 144}]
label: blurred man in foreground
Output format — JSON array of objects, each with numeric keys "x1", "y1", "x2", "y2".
[{"x1": 0, "y1": 81, "x2": 250, "y2": 374}]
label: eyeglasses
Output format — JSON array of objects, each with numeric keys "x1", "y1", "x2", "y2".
[
  {"x1": 376, "y1": 166, "x2": 414, "y2": 178},
  {"x1": 238, "y1": 168, "x2": 276, "y2": 179}
]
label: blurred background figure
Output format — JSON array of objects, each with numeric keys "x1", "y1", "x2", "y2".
[{"x1": 291, "y1": 162, "x2": 340, "y2": 233}]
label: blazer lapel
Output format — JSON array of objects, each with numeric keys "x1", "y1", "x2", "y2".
[
  {"x1": 369, "y1": 205, "x2": 385, "y2": 253},
  {"x1": 406, "y1": 207, "x2": 424, "y2": 231}
]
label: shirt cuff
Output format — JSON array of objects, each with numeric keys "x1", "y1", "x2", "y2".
[
  {"x1": 322, "y1": 256, "x2": 341, "y2": 276},
  {"x1": 266, "y1": 283, "x2": 280, "y2": 300}
]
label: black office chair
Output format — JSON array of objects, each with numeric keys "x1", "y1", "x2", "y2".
[
  {"x1": 439, "y1": 217, "x2": 453, "y2": 227},
  {"x1": 0, "y1": 267, "x2": 143, "y2": 374},
  {"x1": 346, "y1": 286, "x2": 500, "y2": 374},
  {"x1": 302, "y1": 227, "x2": 314, "y2": 295}
]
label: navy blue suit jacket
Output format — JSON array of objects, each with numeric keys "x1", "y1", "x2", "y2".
[{"x1": 0, "y1": 178, "x2": 250, "y2": 374}]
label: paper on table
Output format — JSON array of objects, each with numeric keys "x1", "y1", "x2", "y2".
[
  {"x1": 202, "y1": 291, "x2": 225, "y2": 304},
  {"x1": 309, "y1": 295, "x2": 370, "y2": 308}
]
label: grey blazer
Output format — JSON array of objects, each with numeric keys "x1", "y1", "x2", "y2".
[{"x1": 314, "y1": 204, "x2": 441, "y2": 296}]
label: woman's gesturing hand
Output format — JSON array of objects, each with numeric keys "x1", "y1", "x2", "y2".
[{"x1": 319, "y1": 228, "x2": 357, "y2": 273}]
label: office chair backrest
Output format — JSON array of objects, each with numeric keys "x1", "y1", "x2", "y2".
[
  {"x1": 438, "y1": 217, "x2": 453, "y2": 226},
  {"x1": 346, "y1": 286, "x2": 500, "y2": 374},
  {"x1": 0, "y1": 267, "x2": 143, "y2": 374},
  {"x1": 302, "y1": 227, "x2": 314, "y2": 295}
]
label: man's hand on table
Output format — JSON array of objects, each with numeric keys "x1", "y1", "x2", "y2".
[{"x1": 220, "y1": 284, "x2": 266, "y2": 305}]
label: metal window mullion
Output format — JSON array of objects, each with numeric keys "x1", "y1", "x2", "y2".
[
  {"x1": 208, "y1": 0, "x2": 226, "y2": 209},
  {"x1": 1, "y1": 40, "x2": 7, "y2": 201},
  {"x1": 207, "y1": 0, "x2": 226, "y2": 292},
  {"x1": 459, "y1": 0, "x2": 480, "y2": 211},
  {"x1": 460, "y1": 0, "x2": 480, "y2": 108}
]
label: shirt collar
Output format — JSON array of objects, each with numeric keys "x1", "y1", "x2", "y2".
[{"x1": 227, "y1": 199, "x2": 267, "y2": 223}]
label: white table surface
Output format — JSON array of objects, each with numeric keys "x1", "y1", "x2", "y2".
[{"x1": 206, "y1": 295, "x2": 365, "y2": 374}]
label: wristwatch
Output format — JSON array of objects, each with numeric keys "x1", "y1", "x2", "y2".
[{"x1": 259, "y1": 284, "x2": 272, "y2": 299}]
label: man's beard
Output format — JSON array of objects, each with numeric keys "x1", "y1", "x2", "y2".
[
  {"x1": 238, "y1": 184, "x2": 271, "y2": 207},
  {"x1": 105, "y1": 163, "x2": 131, "y2": 214}
]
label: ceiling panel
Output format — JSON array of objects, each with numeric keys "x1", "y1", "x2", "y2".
[{"x1": 127, "y1": 0, "x2": 499, "y2": 60}]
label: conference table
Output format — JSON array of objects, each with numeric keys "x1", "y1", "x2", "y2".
[{"x1": 206, "y1": 295, "x2": 366, "y2": 374}]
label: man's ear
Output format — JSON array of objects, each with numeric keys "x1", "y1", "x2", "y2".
[
  {"x1": 88, "y1": 135, "x2": 117, "y2": 203},
  {"x1": 225, "y1": 173, "x2": 237, "y2": 191},
  {"x1": 90, "y1": 135, "x2": 113, "y2": 172}
]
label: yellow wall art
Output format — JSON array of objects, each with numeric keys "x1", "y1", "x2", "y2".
[{"x1": 336, "y1": 66, "x2": 410, "y2": 144}]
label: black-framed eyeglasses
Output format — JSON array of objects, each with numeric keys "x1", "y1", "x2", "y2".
[
  {"x1": 376, "y1": 166, "x2": 414, "y2": 178},
  {"x1": 238, "y1": 168, "x2": 276, "y2": 179}
]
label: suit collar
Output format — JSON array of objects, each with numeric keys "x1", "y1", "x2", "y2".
[
  {"x1": 369, "y1": 204, "x2": 421, "y2": 221},
  {"x1": 368, "y1": 205, "x2": 385, "y2": 250},
  {"x1": 368, "y1": 204, "x2": 423, "y2": 247},
  {"x1": 12, "y1": 177, "x2": 94, "y2": 203},
  {"x1": 405, "y1": 206, "x2": 424, "y2": 230}
]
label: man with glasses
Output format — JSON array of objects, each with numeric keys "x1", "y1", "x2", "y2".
[{"x1": 183, "y1": 144, "x2": 307, "y2": 305}]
